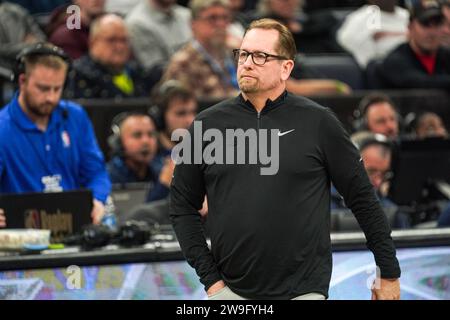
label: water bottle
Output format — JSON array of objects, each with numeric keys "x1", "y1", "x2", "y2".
[{"x1": 102, "y1": 196, "x2": 117, "y2": 231}]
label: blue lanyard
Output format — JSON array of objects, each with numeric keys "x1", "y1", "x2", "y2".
[{"x1": 191, "y1": 40, "x2": 238, "y2": 89}]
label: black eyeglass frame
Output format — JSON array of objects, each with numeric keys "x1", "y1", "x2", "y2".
[{"x1": 232, "y1": 49, "x2": 289, "y2": 66}]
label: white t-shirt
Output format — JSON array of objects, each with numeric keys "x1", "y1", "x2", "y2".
[{"x1": 337, "y1": 5, "x2": 409, "y2": 68}]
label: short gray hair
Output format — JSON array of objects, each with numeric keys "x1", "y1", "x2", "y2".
[{"x1": 189, "y1": 0, "x2": 230, "y2": 19}]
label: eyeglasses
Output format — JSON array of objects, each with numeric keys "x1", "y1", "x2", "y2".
[{"x1": 232, "y1": 49, "x2": 289, "y2": 66}]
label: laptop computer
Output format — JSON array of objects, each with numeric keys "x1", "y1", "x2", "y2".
[
  {"x1": 111, "y1": 183, "x2": 150, "y2": 220},
  {"x1": 0, "y1": 190, "x2": 93, "y2": 243},
  {"x1": 331, "y1": 206, "x2": 398, "y2": 232}
]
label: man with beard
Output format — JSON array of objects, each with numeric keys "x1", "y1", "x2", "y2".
[
  {"x1": 0, "y1": 43, "x2": 111, "y2": 227},
  {"x1": 161, "y1": 0, "x2": 239, "y2": 99},
  {"x1": 170, "y1": 19, "x2": 401, "y2": 300},
  {"x1": 379, "y1": 0, "x2": 450, "y2": 89},
  {"x1": 354, "y1": 92, "x2": 400, "y2": 139},
  {"x1": 106, "y1": 112, "x2": 168, "y2": 202}
]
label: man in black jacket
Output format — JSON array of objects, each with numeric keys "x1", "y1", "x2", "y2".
[
  {"x1": 170, "y1": 18, "x2": 401, "y2": 300},
  {"x1": 379, "y1": 0, "x2": 450, "y2": 89}
]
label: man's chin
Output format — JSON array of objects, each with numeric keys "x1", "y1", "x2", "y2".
[
  {"x1": 32, "y1": 107, "x2": 54, "y2": 117},
  {"x1": 240, "y1": 84, "x2": 258, "y2": 94}
]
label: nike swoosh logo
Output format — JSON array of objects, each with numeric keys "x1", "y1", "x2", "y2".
[{"x1": 278, "y1": 129, "x2": 295, "y2": 137}]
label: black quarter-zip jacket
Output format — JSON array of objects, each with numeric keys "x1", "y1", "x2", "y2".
[{"x1": 170, "y1": 91, "x2": 401, "y2": 299}]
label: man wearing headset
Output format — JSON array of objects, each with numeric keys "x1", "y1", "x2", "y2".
[
  {"x1": 354, "y1": 92, "x2": 400, "y2": 139},
  {"x1": 0, "y1": 43, "x2": 111, "y2": 228},
  {"x1": 106, "y1": 112, "x2": 169, "y2": 202}
]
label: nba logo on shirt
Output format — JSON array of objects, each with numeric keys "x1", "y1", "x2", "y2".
[{"x1": 62, "y1": 131, "x2": 71, "y2": 148}]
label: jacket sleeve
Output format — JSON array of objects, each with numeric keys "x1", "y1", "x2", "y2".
[
  {"x1": 169, "y1": 121, "x2": 222, "y2": 290},
  {"x1": 319, "y1": 108, "x2": 401, "y2": 279},
  {"x1": 76, "y1": 108, "x2": 111, "y2": 203}
]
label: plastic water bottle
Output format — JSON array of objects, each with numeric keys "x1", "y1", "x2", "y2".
[{"x1": 102, "y1": 196, "x2": 117, "y2": 231}]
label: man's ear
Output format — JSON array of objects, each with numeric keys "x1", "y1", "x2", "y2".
[
  {"x1": 281, "y1": 60, "x2": 295, "y2": 81},
  {"x1": 18, "y1": 73, "x2": 27, "y2": 87}
]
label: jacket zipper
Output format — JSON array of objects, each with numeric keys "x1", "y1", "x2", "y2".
[{"x1": 257, "y1": 112, "x2": 261, "y2": 131}]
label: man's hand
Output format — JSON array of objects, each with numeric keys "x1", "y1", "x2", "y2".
[
  {"x1": 91, "y1": 199, "x2": 105, "y2": 225},
  {"x1": 0, "y1": 208, "x2": 5, "y2": 228},
  {"x1": 159, "y1": 157, "x2": 176, "y2": 188},
  {"x1": 207, "y1": 280, "x2": 226, "y2": 296},
  {"x1": 198, "y1": 196, "x2": 208, "y2": 218},
  {"x1": 371, "y1": 278, "x2": 400, "y2": 300}
]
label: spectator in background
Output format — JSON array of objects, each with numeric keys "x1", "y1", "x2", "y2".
[
  {"x1": 351, "y1": 132, "x2": 393, "y2": 196},
  {"x1": 125, "y1": 0, "x2": 192, "y2": 71},
  {"x1": 0, "y1": 2, "x2": 46, "y2": 69},
  {"x1": 442, "y1": 0, "x2": 450, "y2": 47},
  {"x1": 47, "y1": 0, "x2": 105, "y2": 59},
  {"x1": 145, "y1": 80, "x2": 198, "y2": 200},
  {"x1": 412, "y1": 111, "x2": 448, "y2": 138},
  {"x1": 65, "y1": 14, "x2": 160, "y2": 99},
  {"x1": 161, "y1": 0, "x2": 239, "y2": 99},
  {"x1": 337, "y1": 0, "x2": 409, "y2": 68},
  {"x1": 379, "y1": 0, "x2": 450, "y2": 89},
  {"x1": 150, "y1": 80, "x2": 198, "y2": 158},
  {"x1": 350, "y1": 131, "x2": 410, "y2": 228},
  {"x1": 353, "y1": 93, "x2": 400, "y2": 139},
  {"x1": 106, "y1": 112, "x2": 168, "y2": 202}
]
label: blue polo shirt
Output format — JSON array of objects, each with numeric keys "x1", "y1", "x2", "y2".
[
  {"x1": 0, "y1": 92, "x2": 111, "y2": 202},
  {"x1": 107, "y1": 154, "x2": 169, "y2": 202}
]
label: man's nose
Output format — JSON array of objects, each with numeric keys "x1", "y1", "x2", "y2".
[
  {"x1": 371, "y1": 176, "x2": 382, "y2": 190},
  {"x1": 46, "y1": 89, "x2": 60, "y2": 103},
  {"x1": 242, "y1": 54, "x2": 254, "y2": 68}
]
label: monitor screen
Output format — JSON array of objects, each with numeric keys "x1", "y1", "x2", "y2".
[{"x1": 1, "y1": 246, "x2": 449, "y2": 300}]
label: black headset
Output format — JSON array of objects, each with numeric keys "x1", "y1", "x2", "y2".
[
  {"x1": 62, "y1": 220, "x2": 152, "y2": 250},
  {"x1": 14, "y1": 42, "x2": 71, "y2": 83},
  {"x1": 352, "y1": 92, "x2": 402, "y2": 132},
  {"x1": 148, "y1": 80, "x2": 193, "y2": 132}
]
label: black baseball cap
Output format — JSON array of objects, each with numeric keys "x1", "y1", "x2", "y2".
[{"x1": 407, "y1": 0, "x2": 444, "y2": 24}]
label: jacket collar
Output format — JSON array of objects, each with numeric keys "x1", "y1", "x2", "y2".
[
  {"x1": 9, "y1": 91, "x2": 63, "y2": 132},
  {"x1": 237, "y1": 90, "x2": 288, "y2": 115}
]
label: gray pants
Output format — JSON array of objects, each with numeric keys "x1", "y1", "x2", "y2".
[{"x1": 208, "y1": 286, "x2": 326, "y2": 300}]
